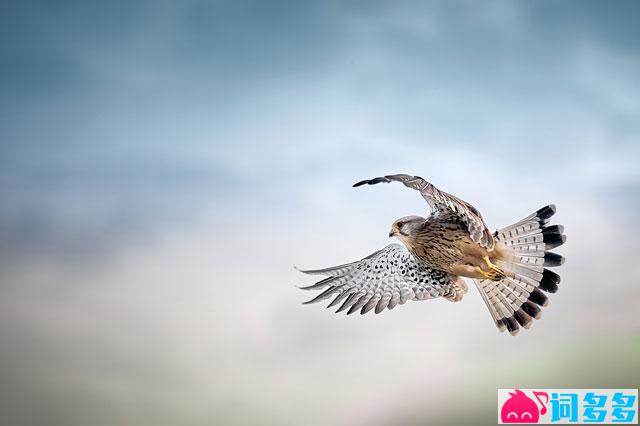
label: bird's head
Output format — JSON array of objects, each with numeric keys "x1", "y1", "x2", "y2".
[{"x1": 389, "y1": 216, "x2": 425, "y2": 238}]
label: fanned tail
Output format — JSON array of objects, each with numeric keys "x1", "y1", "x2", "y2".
[{"x1": 473, "y1": 205, "x2": 566, "y2": 335}]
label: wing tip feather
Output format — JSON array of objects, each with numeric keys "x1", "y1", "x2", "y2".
[{"x1": 352, "y1": 176, "x2": 391, "y2": 187}]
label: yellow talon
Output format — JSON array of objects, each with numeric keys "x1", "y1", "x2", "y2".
[
  {"x1": 481, "y1": 256, "x2": 506, "y2": 281},
  {"x1": 482, "y1": 256, "x2": 495, "y2": 269}
]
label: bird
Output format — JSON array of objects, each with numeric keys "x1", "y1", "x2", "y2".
[{"x1": 297, "y1": 174, "x2": 566, "y2": 335}]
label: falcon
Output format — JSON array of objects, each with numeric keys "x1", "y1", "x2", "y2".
[{"x1": 298, "y1": 174, "x2": 566, "y2": 335}]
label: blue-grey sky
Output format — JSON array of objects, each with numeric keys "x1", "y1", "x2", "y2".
[{"x1": 1, "y1": 1, "x2": 639, "y2": 425}]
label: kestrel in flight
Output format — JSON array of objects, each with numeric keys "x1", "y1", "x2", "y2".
[{"x1": 298, "y1": 174, "x2": 566, "y2": 335}]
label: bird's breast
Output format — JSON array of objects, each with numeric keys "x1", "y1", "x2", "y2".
[{"x1": 403, "y1": 219, "x2": 477, "y2": 272}]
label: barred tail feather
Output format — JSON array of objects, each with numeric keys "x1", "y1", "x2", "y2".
[{"x1": 474, "y1": 205, "x2": 566, "y2": 336}]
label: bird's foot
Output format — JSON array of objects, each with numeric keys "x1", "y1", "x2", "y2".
[{"x1": 479, "y1": 256, "x2": 506, "y2": 281}]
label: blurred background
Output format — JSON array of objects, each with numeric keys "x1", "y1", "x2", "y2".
[{"x1": 1, "y1": 1, "x2": 639, "y2": 425}]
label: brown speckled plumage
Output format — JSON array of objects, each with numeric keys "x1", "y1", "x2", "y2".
[{"x1": 401, "y1": 213, "x2": 471, "y2": 270}]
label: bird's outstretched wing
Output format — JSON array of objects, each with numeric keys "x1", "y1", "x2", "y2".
[
  {"x1": 353, "y1": 174, "x2": 494, "y2": 249},
  {"x1": 298, "y1": 244, "x2": 464, "y2": 315}
]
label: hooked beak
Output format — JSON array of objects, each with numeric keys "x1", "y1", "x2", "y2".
[{"x1": 389, "y1": 227, "x2": 396, "y2": 238}]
